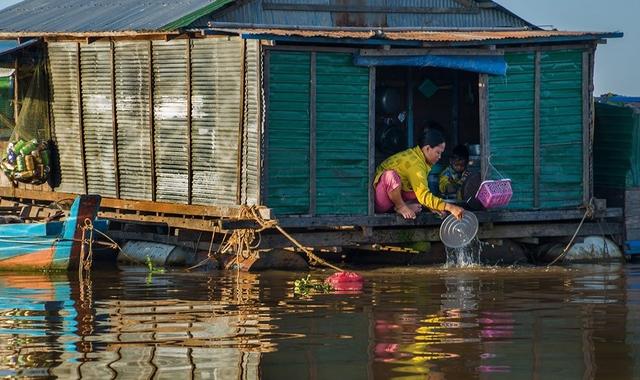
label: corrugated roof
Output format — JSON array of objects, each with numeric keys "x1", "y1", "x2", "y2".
[
  {"x1": 207, "y1": 27, "x2": 623, "y2": 45},
  {"x1": 0, "y1": 0, "x2": 234, "y2": 34}
]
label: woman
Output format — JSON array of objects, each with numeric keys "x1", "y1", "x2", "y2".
[{"x1": 373, "y1": 128, "x2": 465, "y2": 220}]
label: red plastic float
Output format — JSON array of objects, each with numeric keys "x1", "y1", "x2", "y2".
[{"x1": 325, "y1": 271, "x2": 364, "y2": 292}]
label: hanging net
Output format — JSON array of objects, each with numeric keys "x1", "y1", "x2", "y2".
[{"x1": 1, "y1": 60, "x2": 52, "y2": 186}]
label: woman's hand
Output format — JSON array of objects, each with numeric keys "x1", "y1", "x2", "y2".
[{"x1": 444, "y1": 203, "x2": 465, "y2": 220}]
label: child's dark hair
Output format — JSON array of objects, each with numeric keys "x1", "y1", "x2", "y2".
[{"x1": 451, "y1": 144, "x2": 469, "y2": 162}]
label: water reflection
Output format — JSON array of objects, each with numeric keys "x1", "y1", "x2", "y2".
[{"x1": 0, "y1": 264, "x2": 638, "y2": 379}]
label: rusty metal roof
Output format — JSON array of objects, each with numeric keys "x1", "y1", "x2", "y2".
[{"x1": 206, "y1": 27, "x2": 623, "y2": 46}]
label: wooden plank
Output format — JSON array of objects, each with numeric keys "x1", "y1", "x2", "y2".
[
  {"x1": 309, "y1": 52, "x2": 317, "y2": 216},
  {"x1": 236, "y1": 39, "x2": 246, "y2": 205},
  {"x1": 13, "y1": 58, "x2": 18, "y2": 124},
  {"x1": 262, "y1": 3, "x2": 480, "y2": 13},
  {"x1": 76, "y1": 42, "x2": 88, "y2": 195},
  {"x1": 148, "y1": 41, "x2": 156, "y2": 202},
  {"x1": 533, "y1": 51, "x2": 540, "y2": 208},
  {"x1": 478, "y1": 74, "x2": 489, "y2": 180},
  {"x1": 109, "y1": 41, "x2": 120, "y2": 199},
  {"x1": 99, "y1": 211, "x2": 219, "y2": 232},
  {"x1": 368, "y1": 66, "x2": 376, "y2": 216}
]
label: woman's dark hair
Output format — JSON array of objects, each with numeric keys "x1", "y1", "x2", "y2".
[
  {"x1": 419, "y1": 128, "x2": 445, "y2": 148},
  {"x1": 451, "y1": 144, "x2": 469, "y2": 162}
]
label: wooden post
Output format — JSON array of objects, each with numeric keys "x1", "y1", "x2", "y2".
[
  {"x1": 256, "y1": 42, "x2": 264, "y2": 205},
  {"x1": 582, "y1": 50, "x2": 593, "y2": 204},
  {"x1": 309, "y1": 52, "x2": 317, "y2": 216},
  {"x1": 13, "y1": 58, "x2": 18, "y2": 124},
  {"x1": 261, "y1": 49, "x2": 270, "y2": 205},
  {"x1": 534, "y1": 51, "x2": 541, "y2": 208},
  {"x1": 186, "y1": 39, "x2": 192, "y2": 205},
  {"x1": 148, "y1": 41, "x2": 156, "y2": 202},
  {"x1": 406, "y1": 68, "x2": 414, "y2": 148},
  {"x1": 478, "y1": 74, "x2": 489, "y2": 181},
  {"x1": 236, "y1": 39, "x2": 247, "y2": 205},
  {"x1": 76, "y1": 42, "x2": 88, "y2": 195},
  {"x1": 368, "y1": 66, "x2": 376, "y2": 216},
  {"x1": 110, "y1": 41, "x2": 120, "y2": 198}
]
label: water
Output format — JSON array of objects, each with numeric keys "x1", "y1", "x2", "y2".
[
  {"x1": 445, "y1": 238, "x2": 483, "y2": 267},
  {"x1": 1, "y1": 263, "x2": 640, "y2": 379}
]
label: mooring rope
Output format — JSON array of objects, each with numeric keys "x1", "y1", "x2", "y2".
[{"x1": 546, "y1": 198, "x2": 595, "y2": 267}]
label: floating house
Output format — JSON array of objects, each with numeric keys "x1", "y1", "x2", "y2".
[
  {"x1": 0, "y1": 0, "x2": 626, "y2": 263},
  {"x1": 594, "y1": 95, "x2": 640, "y2": 256}
]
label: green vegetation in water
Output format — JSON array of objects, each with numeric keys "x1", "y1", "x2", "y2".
[
  {"x1": 145, "y1": 256, "x2": 166, "y2": 285},
  {"x1": 294, "y1": 275, "x2": 333, "y2": 296}
]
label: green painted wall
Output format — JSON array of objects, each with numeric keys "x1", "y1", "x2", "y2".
[
  {"x1": 266, "y1": 51, "x2": 370, "y2": 216},
  {"x1": 266, "y1": 51, "x2": 311, "y2": 214},
  {"x1": 488, "y1": 52, "x2": 535, "y2": 209},
  {"x1": 595, "y1": 103, "x2": 640, "y2": 189},
  {"x1": 488, "y1": 50, "x2": 585, "y2": 209},
  {"x1": 539, "y1": 50, "x2": 583, "y2": 208},
  {"x1": 315, "y1": 52, "x2": 369, "y2": 215}
]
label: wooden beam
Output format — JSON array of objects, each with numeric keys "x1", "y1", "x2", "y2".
[
  {"x1": 186, "y1": 39, "x2": 193, "y2": 204},
  {"x1": 309, "y1": 52, "x2": 317, "y2": 216},
  {"x1": 76, "y1": 42, "x2": 88, "y2": 195},
  {"x1": 110, "y1": 40, "x2": 120, "y2": 199},
  {"x1": 359, "y1": 48, "x2": 503, "y2": 56},
  {"x1": 262, "y1": 3, "x2": 480, "y2": 14},
  {"x1": 534, "y1": 51, "x2": 541, "y2": 208},
  {"x1": 236, "y1": 39, "x2": 247, "y2": 205},
  {"x1": 0, "y1": 187, "x2": 271, "y2": 218},
  {"x1": 261, "y1": 50, "x2": 270, "y2": 204},
  {"x1": 582, "y1": 50, "x2": 591, "y2": 204},
  {"x1": 368, "y1": 66, "x2": 376, "y2": 216},
  {"x1": 256, "y1": 42, "x2": 264, "y2": 205},
  {"x1": 148, "y1": 41, "x2": 157, "y2": 201},
  {"x1": 478, "y1": 74, "x2": 489, "y2": 180}
]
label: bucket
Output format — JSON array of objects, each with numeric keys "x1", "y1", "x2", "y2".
[
  {"x1": 475, "y1": 179, "x2": 512, "y2": 208},
  {"x1": 439, "y1": 211, "x2": 478, "y2": 249}
]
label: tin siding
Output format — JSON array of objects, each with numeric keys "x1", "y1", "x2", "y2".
[
  {"x1": 114, "y1": 41, "x2": 153, "y2": 201},
  {"x1": 315, "y1": 52, "x2": 369, "y2": 215},
  {"x1": 191, "y1": 38, "x2": 242, "y2": 206},
  {"x1": 539, "y1": 50, "x2": 583, "y2": 208},
  {"x1": 242, "y1": 40, "x2": 261, "y2": 205},
  {"x1": 80, "y1": 42, "x2": 117, "y2": 198},
  {"x1": 48, "y1": 42, "x2": 86, "y2": 194},
  {"x1": 152, "y1": 40, "x2": 189, "y2": 204},
  {"x1": 488, "y1": 52, "x2": 535, "y2": 209},
  {"x1": 266, "y1": 51, "x2": 311, "y2": 215}
]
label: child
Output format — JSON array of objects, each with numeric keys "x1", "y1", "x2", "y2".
[{"x1": 438, "y1": 145, "x2": 470, "y2": 201}]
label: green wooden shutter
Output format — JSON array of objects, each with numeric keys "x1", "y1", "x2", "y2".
[
  {"x1": 315, "y1": 52, "x2": 369, "y2": 215},
  {"x1": 488, "y1": 52, "x2": 535, "y2": 209},
  {"x1": 266, "y1": 51, "x2": 311, "y2": 215},
  {"x1": 539, "y1": 50, "x2": 583, "y2": 208}
]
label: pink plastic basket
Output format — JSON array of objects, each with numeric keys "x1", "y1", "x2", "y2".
[{"x1": 475, "y1": 179, "x2": 513, "y2": 208}]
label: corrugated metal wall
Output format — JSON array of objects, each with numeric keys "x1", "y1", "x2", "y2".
[
  {"x1": 114, "y1": 41, "x2": 153, "y2": 201},
  {"x1": 152, "y1": 39, "x2": 189, "y2": 204},
  {"x1": 266, "y1": 51, "x2": 310, "y2": 214},
  {"x1": 539, "y1": 50, "x2": 583, "y2": 208},
  {"x1": 487, "y1": 52, "x2": 535, "y2": 209},
  {"x1": 191, "y1": 38, "x2": 241, "y2": 205},
  {"x1": 48, "y1": 42, "x2": 86, "y2": 194},
  {"x1": 315, "y1": 52, "x2": 369, "y2": 215},
  {"x1": 47, "y1": 37, "x2": 260, "y2": 206},
  {"x1": 80, "y1": 41, "x2": 117, "y2": 198},
  {"x1": 594, "y1": 103, "x2": 639, "y2": 189},
  {"x1": 242, "y1": 40, "x2": 261, "y2": 205}
]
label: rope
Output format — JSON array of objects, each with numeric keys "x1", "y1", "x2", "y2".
[
  {"x1": 234, "y1": 205, "x2": 344, "y2": 272},
  {"x1": 547, "y1": 198, "x2": 594, "y2": 267}
]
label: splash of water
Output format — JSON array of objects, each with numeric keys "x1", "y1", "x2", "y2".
[{"x1": 445, "y1": 238, "x2": 483, "y2": 268}]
